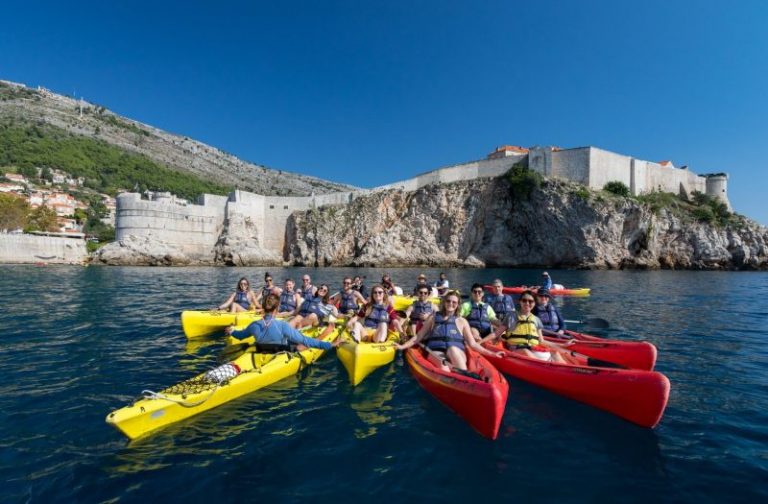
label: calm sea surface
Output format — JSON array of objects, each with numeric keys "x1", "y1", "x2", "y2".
[{"x1": 1, "y1": 266, "x2": 766, "y2": 503}]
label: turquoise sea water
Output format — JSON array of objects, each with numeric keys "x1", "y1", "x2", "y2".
[{"x1": 1, "y1": 266, "x2": 767, "y2": 503}]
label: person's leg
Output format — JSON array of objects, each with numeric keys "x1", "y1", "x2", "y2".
[
  {"x1": 374, "y1": 322, "x2": 388, "y2": 343},
  {"x1": 446, "y1": 346, "x2": 468, "y2": 371},
  {"x1": 289, "y1": 315, "x2": 304, "y2": 328},
  {"x1": 232, "y1": 303, "x2": 247, "y2": 313},
  {"x1": 300, "y1": 313, "x2": 319, "y2": 328}
]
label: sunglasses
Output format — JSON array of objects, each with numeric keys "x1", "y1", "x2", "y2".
[
  {"x1": 343, "y1": 281, "x2": 351, "y2": 285},
  {"x1": 472, "y1": 289, "x2": 483, "y2": 294},
  {"x1": 445, "y1": 299, "x2": 459, "y2": 305},
  {"x1": 373, "y1": 290, "x2": 384, "y2": 295},
  {"x1": 418, "y1": 290, "x2": 429, "y2": 295},
  {"x1": 520, "y1": 298, "x2": 535, "y2": 304}
]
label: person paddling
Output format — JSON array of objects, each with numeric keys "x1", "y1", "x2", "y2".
[
  {"x1": 397, "y1": 290, "x2": 503, "y2": 372},
  {"x1": 216, "y1": 277, "x2": 259, "y2": 313},
  {"x1": 226, "y1": 294, "x2": 342, "y2": 352},
  {"x1": 483, "y1": 290, "x2": 573, "y2": 363},
  {"x1": 532, "y1": 288, "x2": 565, "y2": 334}
]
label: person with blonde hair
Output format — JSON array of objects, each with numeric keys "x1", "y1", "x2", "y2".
[{"x1": 346, "y1": 284, "x2": 401, "y2": 343}]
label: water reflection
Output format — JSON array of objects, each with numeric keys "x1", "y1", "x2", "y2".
[{"x1": 346, "y1": 365, "x2": 396, "y2": 438}]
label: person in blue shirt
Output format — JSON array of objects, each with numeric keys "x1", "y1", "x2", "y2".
[
  {"x1": 226, "y1": 294, "x2": 342, "y2": 352},
  {"x1": 532, "y1": 288, "x2": 566, "y2": 334},
  {"x1": 541, "y1": 272, "x2": 553, "y2": 290}
]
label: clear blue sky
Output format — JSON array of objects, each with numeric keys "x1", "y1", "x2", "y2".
[{"x1": 1, "y1": 0, "x2": 766, "y2": 224}]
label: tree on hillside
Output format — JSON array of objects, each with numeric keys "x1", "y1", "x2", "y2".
[
  {"x1": 0, "y1": 193, "x2": 29, "y2": 231},
  {"x1": 25, "y1": 205, "x2": 59, "y2": 232}
]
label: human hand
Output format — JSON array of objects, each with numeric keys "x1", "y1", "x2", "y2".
[{"x1": 224, "y1": 325, "x2": 234, "y2": 335}]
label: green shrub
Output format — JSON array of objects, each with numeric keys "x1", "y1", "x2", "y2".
[
  {"x1": 692, "y1": 206, "x2": 714, "y2": 223},
  {"x1": 603, "y1": 181, "x2": 630, "y2": 197},
  {"x1": 571, "y1": 187, "x2": 590, "y2": 201},
  {"x1": 506, "y1": 163, "x2": 542, "y2": 201}
]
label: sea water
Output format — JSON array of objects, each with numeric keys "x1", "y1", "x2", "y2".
[{"x1": 1, "y1": 266, "x2": 766, "y2": 502}]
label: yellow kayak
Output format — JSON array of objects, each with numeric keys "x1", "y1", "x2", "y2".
[
  {"x1": 181, "y1": 310, "x2": 262, "y2": 339},
  {"x1": 391, "y1": 294, "x2": 440, "y2": 312},
  {"x1": 106, "y1": 325, "x2": 341, "y2": 440},
  {"x1": 337, "y1": 331, "x2": 399, "y2": 386}
]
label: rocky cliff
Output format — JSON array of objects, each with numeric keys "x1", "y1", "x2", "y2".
[{"x1": 285, "y1": 177, "x2": 768, "y2": 270}]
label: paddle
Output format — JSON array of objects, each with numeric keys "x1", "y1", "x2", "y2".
[
  {"x1": 541, "y1": 329, "x2": 626, "y2": 369},
  {"x1": 563, "y1": 317, "x2": 609, "y2": 329}
]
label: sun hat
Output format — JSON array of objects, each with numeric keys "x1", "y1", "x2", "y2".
[{"x1": 537, "y1": 288, "x2": 551, "y2": 297}]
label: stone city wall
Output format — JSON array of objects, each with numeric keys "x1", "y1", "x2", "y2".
[{"x1": 0, "y1": 234, "x2": 87, "y2": 264}]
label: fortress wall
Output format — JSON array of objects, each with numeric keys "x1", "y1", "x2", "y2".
[
  {"x1": 587, "y1": 148, "x2": 633, "y2": 190},
  {"x1": 631, "y1": 160, "x2": 649, "y2": 195},
  {"x1": 0, "y1": 234, "x2": 87, "y2": 264},
  {"x1": 551, "y1": 149, "x2": 590, "y2": 185},
  {"x1": 115, "y1": 193, "x2": 225, "y2": 253},
  {"x1": 375, "y1": 156, "x2": 519, "y2": 192},
  {"x1": 644, "y1": 164, "x2": 705, "y2": 196}
]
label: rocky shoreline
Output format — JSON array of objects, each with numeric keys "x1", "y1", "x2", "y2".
[{"x1": 90, "y1": 177, "x2": 768, "y2": 270}]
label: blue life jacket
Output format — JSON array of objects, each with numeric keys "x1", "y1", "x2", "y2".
[
  {"x1": 299, "y1": 297, "x2": 326, "y2": 318},
  {"x1": 425, "y1": 313, "x2": 465, "y2": 351},
  {"x1": 364, "y1": 304, "x2": 390, "y2": 328},
  {"x1": 410, "y1": 300, "x2": 433, "y2": 321},
  {"x1": 261, "y1": 286, "x2": 273, "y2": 300},
  {"x1": 234, "y1": 290, "x2": 250, "y2": 309},
  {"x1": 533, "y1": 303, "x2": 564, "y2": 332},
  {"x1": 485, "y1": 293, "x2": 514, "y2": 319},
  {"x1": 279, "y1": 290, "x2": 297, "y2": 312},
  {"x1": 339, "y1": 291, "x2": 359, "y2": 313},
  {"x1": 467, "y1": 301, "x2": 492, "y2": 332}
]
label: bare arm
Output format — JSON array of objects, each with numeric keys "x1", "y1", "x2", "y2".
[
  {"x1": 396, "y1": 315, "x2": 434, "y2": 350},
  {"x1": 217, "y1": 292, "x2": 236, "y2": 310},
  {"x1": 460, "y1": 318, "x2": 503, "y2": 358}
]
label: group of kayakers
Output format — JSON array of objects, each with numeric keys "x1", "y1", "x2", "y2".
[{"x1": 219, "y1": 271, "x2": 577, "y2": 371}]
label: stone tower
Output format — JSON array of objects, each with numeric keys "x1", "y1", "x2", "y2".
[{"x1": 704, "y1": 173, "x2": 731, "y2": 210}]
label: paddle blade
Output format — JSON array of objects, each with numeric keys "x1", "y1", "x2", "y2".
[{"x1": 582, "y1": 318, "x2": 610, "y2": 329}]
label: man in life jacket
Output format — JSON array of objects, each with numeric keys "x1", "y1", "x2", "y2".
[
  {"x1": 226, "y1": 294, "x2": 342, "y2": 353},
  {"x1": 459, "y1": 283, "x2": 503, "y2": 341},
  {"x1": 483, "y1": 279, "x2": 515, "y2": 325},
  {"x1": 532, "y1": 288, "x2": 566, "y2": 334}
]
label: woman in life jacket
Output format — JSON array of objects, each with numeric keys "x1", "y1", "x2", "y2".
[
  {"x1": 226, "y1": 294, "x2": 342, "y2": 352},
  {"x1": 381, "y1": 274, "x2": 401, "y2": 296},
  {"x1": 275, "y1": 278, "x2": 302, "y2": 317},
  {"x1": 254, "y1": 272, "x2": 277, "y2": 309},
  {"x1": 331, "y1": 277, "x2": 368, "y2": 316},
  {"x1": 404, "y1": 286, "x2": 437, "y2": 337},
  {"x1": 460, "y1": 283, "x2": 503, "y2": 341},
  {"x1": 532, "y1": 288, "x2": 566, "y2": 334},
  {"x1": 289, "y1": 284, "x2": 339, "y2": 329},
  {"x1": 216, "y1": 277, "x2": 259, "y2": 313},
  {"x1": 397, "y1": 290, "x2": 504, "y2": 372},
  {"x1": 346, "y1": 285, "x2": 403, "y2": 343},
  {"x1": 484, "y1": 290, "x2": 574, "y2": 363}
]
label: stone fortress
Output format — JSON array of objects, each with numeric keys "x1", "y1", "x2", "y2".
[{"x1": 114, "y1": 145, "x2": 731, "y2": 260}]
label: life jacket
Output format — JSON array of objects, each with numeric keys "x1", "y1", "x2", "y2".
[
  {"x1": 410, "y1": 300, "x2": 434, "y2": 321},
  {"x1": 363, "y1": 303, "x2": 390, "y2": 328},
  {"x1": 466, "y1": 301, "x2": 492, "y2": 332},
  {"x1": 503, "y1": 313, "x2": 540, "y2": 346},
  {"x1": 485, "y1": 294, "x2": 514, "y2": 319},
  {"x1": 279, "y1": 290, "x2": 297, "y2": 312},
  {"x1": 339, "y1": 291, "x2": 359, "y2": 313},
  {"x1": 250, "y1": 316, "x2": 297, "y2": 353},
  {"x1": 299, "y1": 297, "x2": 327, "y2": 318},
  {"x1": 234, "y1": 290, "x2": 250, "y2": 309},
  {"x1": 425, "y1": 313, "x2": 465, "y2": 351},
  {"x1": 533, "y1": 303, "x2": 561, "y2": 331},
  {"x1": 261, "y1": 285, "x2": 273, "y2": 300}
]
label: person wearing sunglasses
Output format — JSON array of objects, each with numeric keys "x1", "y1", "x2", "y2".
[
  {"x1": 254, "y1": 272, "x2": 277, "y2": 310},
  {"x1": 289, "y1": 284, "x2": 339, "y2": 329},
  {"x1": 346, "y1": 285, "x2": 402, "y2": 343},
  {"x1": 484, "y1": 279, "x2": 515, "y2": 325},
  {"x1": 404, "y1": 287, "x2": 437, "y2": 337},
  {"x1": 411, "y1": 273, "x2": 431, "y2": 296},
  {"x1": 397, "y1": 290, "x2": 503, "y2": 372},
  {"x1": 216, "y1": 277, "x2": 258, "y2": 313},
  {"x1": 484, "y1": 290, "x2": 571, "y2": 363},
  {"x1": 299, "y1": 275, "x2": 317, "y2": 299},
  {"x1": 276, "y1": 278, "x2": 302, "y2": 317},
  {"x1": 351, "y1": 275, "x2": 368, "y2": 298},
  {"x1": 532, "y1": 288, "x2": 565, "y2": 334},
  {"x1": 381, "y1": 274, "x2": 402, "y2": 296},
  {"x1": 331, "y1": 277, "x2": 367, "y2": 316},
  {"x1": 460, "y1": 283, "x2": 503, "y2": 341}
]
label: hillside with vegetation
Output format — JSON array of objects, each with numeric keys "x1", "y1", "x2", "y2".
[{"x1": 0, "y1": 80, "x2": 356, "y2": 198}]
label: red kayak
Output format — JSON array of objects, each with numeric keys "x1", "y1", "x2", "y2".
[
  {"x1": 404, "y1": 347, "x2": 509, "y2": 439},
  {"x1": 483, "y1": 285, "x2": 590, "y2": 296},
  {"x1": 544, "y1": 330, "x2": 658, "y2": 371},
  {"x1": 483, "y1": 342, "x2": 670, "y2": 428}
]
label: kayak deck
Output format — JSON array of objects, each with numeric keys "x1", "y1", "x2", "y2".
[
  {"x1": 106, "y1": 325, "x2": 340, "y2": 440},
  {"x1": 483, "y1": 285, "x2": 591, "y2": 296},
  {"x1": 543, "y1": 330, "x2": 658, "y2": 370},
  {"x1": 337, "y1": 331, "x2": 399, "y2": 386},
  {"x1": 181, "y1": 310, "x2": 262, "y2": 339}
]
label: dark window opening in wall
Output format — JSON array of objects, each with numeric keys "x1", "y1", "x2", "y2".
[
  {"x1": 269, "y1": 205, "x2": 274, "y2": 209},
  {"x1": 284, "y1": 205, "x2": 288, "y2": 209}
]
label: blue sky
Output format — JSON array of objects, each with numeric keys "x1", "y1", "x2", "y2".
[{"x1": 1, "y1": 0, "x2": 766, "y2": 224}]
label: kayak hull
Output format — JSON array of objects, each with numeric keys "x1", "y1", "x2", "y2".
[
  {"x1": 106, "y1": 325, "x2": 340, "y2": 440},
  {"x1": 483, "y1": 342, "x2": 669, "y2": 428},
  {"x1": 544, "y1": 330, "x2": 658, "y2": 371},
  {"x1": 483, "y1": 285, "x2": 590, "y2": 296},
  {"x1": 181, "y1": 310, "x2": 262, "y2": 339},
  {"x1": 337, "y1": 331, "x2": 399, "y2": 386},
  {"x1": 404, "y1": 347, "x2": 508, "y2": 439},
  {"x1": 392, "y1": 295, "x2": 440, "y2": 312}
]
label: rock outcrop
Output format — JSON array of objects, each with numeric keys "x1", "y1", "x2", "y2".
[
  {"x1": 285, "y1": 178, "x2": 768, "y2": 270},
  {"x1": 213, "y1": 213, "x2": 283, "y2": 266}
]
